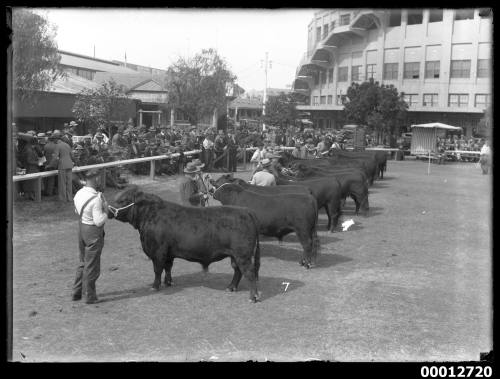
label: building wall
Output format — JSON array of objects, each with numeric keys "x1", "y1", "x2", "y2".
[{"x1": 298, "y1": 9, "x2": 492, "y2": 135}]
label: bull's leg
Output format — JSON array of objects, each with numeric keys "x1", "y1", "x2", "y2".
[
  {"x1": 151, "y1": 258, "x2": 163, "y2": 290},
  {"x1": 226, "y1": 257, "x2": 242, "y2": 292},
  {"x1": 328, "y1": 201, "x2": 340, "y2": 233},
  {"x1": 324, "y1": 204, "x2": 332, "y2": 231},
  {"x1": 296, "y1": 231, "x2": 314, "y2": 269},
  {"x1": 163, "y1": 257, "x2": 174, "y2": 287},
  {"x1": 234, "y1": 256, "x2": 260, "y2": 303}
]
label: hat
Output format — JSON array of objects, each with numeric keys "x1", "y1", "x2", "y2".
[
  {"x1": 52, "y1": 131, "x2": 62, "y2": 139},
  {"x1": 37, "y1": 132, "x2": 46, "y2": 138},
  {"x1": 261, "y1": 158, "x2": 271, "y2": 168},
  {"x1": 69, "y1": 121, "x2": 78, "y2": 127},
  {"x1": 306, "y1": 138, "x2": 314, "y2": 144},
  {"x1": 27, "y1": 130, "x2": 37, "y2": 136},
  {"x1": 74, "y1": 145, "x2": 84, "y2": 150},
  {"x1": 191, "y1": 158, "x2": 205, "y2": 168},
  {"x1": 184, "y1": 162, "x2": 201, "y2": 174},
  {"x1": 46, "y1": 130, "x2": 53, "y2": 136},
  {"x1": 84, "y1": 168, "x2": 101, "y2": 179},
  {"x1": 149, "y1": 126, "x2": 157, "y2": 132}
]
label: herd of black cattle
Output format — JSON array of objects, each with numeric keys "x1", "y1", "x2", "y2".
[{"x1": 108, "y1": 149, "x2": 388, "y2": 302}]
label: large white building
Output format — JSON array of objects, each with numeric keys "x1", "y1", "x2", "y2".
[{"x1": 292, "y1": 8, "x2": 492, "y2": 136}]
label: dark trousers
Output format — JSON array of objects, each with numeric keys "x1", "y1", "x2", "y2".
[
  {"x1": 58, "y1": 168, "x2": 73, "y2": 201},
  {"x1": 203, "y1": 149, "x2": 213, "y2": 171},
  {"x1": 228, "y1": 150, "x2": 237, "y2": 172},
  {"x1": 73, "y1": 224, "x2": 104, "y2": 301}
]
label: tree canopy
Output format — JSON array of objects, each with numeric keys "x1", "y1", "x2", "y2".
[
  {"x1": 72, "y1": 80, "x2": 131, "y2": 134},
  {"x1": 11, "y1": 8, "x2": 64, "y2": 101},
  {"x1": 343, "y1": 79, "x2": 408, "y2": 144},
  {"x1": 164, "y1": 49, "x2": 237, "y2": 125},
  {"x1": 262, "y1": 92, "x2": 302, "y2": 128}
]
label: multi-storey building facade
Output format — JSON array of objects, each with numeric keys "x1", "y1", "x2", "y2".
[{"x1": 293, "y1": 9, "x2": 492, "y2": 136}]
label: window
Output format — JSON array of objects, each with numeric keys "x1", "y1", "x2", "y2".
[
  {"x1": 448, "y1": 94, "x2": 469, "y2": 107},
  {"x1": 454, "y1": 9, "x2": 474, "y2": 21},
  {"x1": 389, "y1": 10, "x2": 402, "y2": 27},
  {"x1": 450, "y1": 60, "x2": 471, "y2": 78},
  {"x1": 320, "y1": 96, "x2": 326, "y2": 105},
  {"x1": 327, "y1": 95, "x2": 333, "y2": 104},
  {"x1": 340, "y1": 14, "x2": 351, "y2": 26},
  {"x1": 479, "y1": 8, "x2": 492, "y2": 18},
  {"x1": 407, "y1": 10, "x2": 423, "y2": 25},
  {"x1": 404, "y1": 62, "x2": 420, "y2": 79},
  {"x1": 330, "y1": 20, "x2": 336, "y2": 30},
  {"x1": 321, "y1": 70, "x2": 327, "y2": 85},
  {"x1": 338, "y1": 66, "x2": 348, "y2": 82},
  {"x1": 328, "y1": 68, "x2": 334, "y2": 83},
  {"x1": 475, "y1": 94, "x2": 491, "y2": 108},
  {"x1": 313, "y1": 96, "x2": 319, "y2": 106},
  {"x1": 425, "y1": 61, "x2": 440, "y2": 78},
  {"x1": 423, "y1": 94, "x2": 438, "y2": 107},
  {"x1": 428, "y1": 9, "x2": 443, "y2": 22},
  {"x1": 314, "y1": 72, "x2": 319, "y2": 85},
  {"x1": 316, "y1": 27, "x2": 322, "y2": 42},
  {"x1": 323, "y1": 24, "x2": 329, "y2": 39},
  {"x1": 403, "y1": 93, "x2": 419, "y2": 106},
  {"x1": 366, "y1": 64, "x2": 376, "y2": 80},
  {"x1": 384, "y1": 63, "x2": 398, "y2": 80},
  {"x1": 352, "y1": 65, "x2": 362, "y2": 81},
  {"x1": 477, "y1": 59, "x2": 490, "y2": 78}
]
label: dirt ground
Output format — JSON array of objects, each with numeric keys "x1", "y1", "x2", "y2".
[{"x1": 10, "y1": 159, "x2": 492, "y2": 362}]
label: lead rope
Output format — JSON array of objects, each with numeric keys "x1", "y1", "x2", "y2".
[{"x1": 108, "y1": 202, "x2": 135, "y2": 217}]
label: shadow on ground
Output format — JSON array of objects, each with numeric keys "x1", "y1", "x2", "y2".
[
  {"x1": 259, "y1": 242, "x2": 352, "y2": 268},
  {"x1": 98, "y1": 272, "x2": 304, "y2": 302}
]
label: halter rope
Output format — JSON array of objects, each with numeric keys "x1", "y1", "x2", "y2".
[
  {"x1": 108, "y1": 202, "x2": 135, "y2": 217},
  {"x1": 211, "y1": 181, "x2": 234, "y2": 197}
]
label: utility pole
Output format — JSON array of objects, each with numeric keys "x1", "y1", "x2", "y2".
[{"x1": 261, "y1": 52, "x2": 272, "y2": 132}]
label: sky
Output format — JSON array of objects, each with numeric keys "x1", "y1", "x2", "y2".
[{"x1": 35, "y1": 8, "x2": 316, "y2": 92}]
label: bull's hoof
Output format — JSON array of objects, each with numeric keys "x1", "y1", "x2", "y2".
[
  {"x1": 226, "y1": 286, "x2": 236, "y2": 292},
  {"x1": 164, "y1": 281, "x2": 173, "y2": 287},
  {"x1": 150, "y1": 285, "x2": 161, "y2": 291},
  {"x1": 299, "y1": 259, "x2": 305, "y2": 266}
]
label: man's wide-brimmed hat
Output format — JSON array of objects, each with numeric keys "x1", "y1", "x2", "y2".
[
  {"x1": 84, "y1": 168, "x2": 101, "y2": 179},
  {"x1": 261, "y1": 158, "x2": 271, "y2": 167},
  {"x1": 52, "y1": 130, "x2": 62, "y2": 139},
  {"x1": 184, "y1": 162, "x2": 201, "y2": 174},
  {"x1": 191, "y1": 158, "x2": 205, "y2": 168}
]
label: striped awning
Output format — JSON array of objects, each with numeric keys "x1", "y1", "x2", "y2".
[{"x1": 410, "y1": 127, "x2": 438, "y2": 155}]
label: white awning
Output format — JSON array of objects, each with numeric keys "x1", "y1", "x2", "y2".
[{"x1": 411, "y1": 122, "x2": 462, "y2": 131}]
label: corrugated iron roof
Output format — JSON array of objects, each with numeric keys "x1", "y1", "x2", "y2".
[
  {"x1": 228, "y1": 97, "x2": 262, "y2": 109},
  {"x1": 48, "y1": 72, "x2": 101, "y2": 94},
  {"x1": 59, "y1": 51, "x2": 137, "y2": 74},
  {"x1": 93, "y1": 72, "x2": 165, "y2": 92}
]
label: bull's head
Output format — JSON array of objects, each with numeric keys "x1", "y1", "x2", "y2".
[
  {"x1": 108, "y1": 185, "x2": 141, "y2": 222},
  {"x1": 211, "y1": 173, "x2": 235, "y2": 189}
]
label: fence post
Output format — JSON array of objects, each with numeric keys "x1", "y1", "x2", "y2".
[
  {"x1": 35, "y1": 178, "x2": 42, "y2": 202},
  {"x1": 150, "y1": 160, "x2": 156, "y2": 180},
  {"x1": 243, "y1": 148, "x2": 247, "y2": 171},
  {"x1": 101, "y1": 170, "x2": 107, "y2": 188}
]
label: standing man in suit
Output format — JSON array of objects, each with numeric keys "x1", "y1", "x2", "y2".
[
  {"x1": 52, "y1": 130, "x2": 75, "y2": 202},
  {"x1": 43, "y1": 132, "x2": 59, "y2": 196}
]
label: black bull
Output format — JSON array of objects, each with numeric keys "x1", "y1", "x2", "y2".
[
  {"x1": 212, "y1": 182, "x2": 320, "y2": 268},
  {"x1": 108, "y1": 185, "x2": 261, "y2": 302},
  {"x1": 214, "y1": 174, "x2": 342, "y2": 233}
]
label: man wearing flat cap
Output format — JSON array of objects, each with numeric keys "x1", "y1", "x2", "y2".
[{"x1": 72, "y1": 168, "x2": 109, "y2": 304}]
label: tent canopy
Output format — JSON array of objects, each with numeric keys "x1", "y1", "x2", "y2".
[{"x1": 411, "y1": 122, "x2": 462, "y2": 131}]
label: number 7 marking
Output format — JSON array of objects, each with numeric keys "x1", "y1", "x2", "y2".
[{"x1": 282, "y1": 282, "x2": 290, "y2": 291}]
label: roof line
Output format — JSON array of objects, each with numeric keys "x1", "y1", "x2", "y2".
[
  {"x1": 128, "y1": 78, "x2": 164, "y2": 91},
  {"x1": 58, "y1": 49, "x2": 121, "y2": 66}
]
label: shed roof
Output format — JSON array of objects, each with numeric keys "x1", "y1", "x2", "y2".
[
  {"x1": 411, "y1": 122, "x2": 462, "y2": 130},
  {"x1": 48, "y1": 72, "x2": 101, "y2": 94},
  {"x1": 93, "y1": 72, "x2": 165, "y2": 92},
  {"x1": 228, "y1": 97, "x2": 262, "y2": 109},
  {"x1": 59, "y1": 50, "x2": 137, "y2": 74}
]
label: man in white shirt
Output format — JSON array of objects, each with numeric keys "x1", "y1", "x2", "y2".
[
  {"x1": 249, "y1": 158, "x2": 276, "y2": 186},
  {"x1": 202, "y1": 134, "x2": 215, "y2": 171},
  {"x1": 250, "y1": 143, "x2": 267, "y2": 172},
  {"x1": 479, "y1": 140, "x2": 491, "y2": 175},
  {"x1": 72, "y1": 168, "x2": 109, "y2": 304}
]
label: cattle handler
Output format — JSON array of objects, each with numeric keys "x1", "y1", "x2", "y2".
[
  {"x1": 179, "y1": 162, "x2": 209, "y2": 206},
  {"x1": 72, "y1": 168, "x2": 109, "y2": 304}
]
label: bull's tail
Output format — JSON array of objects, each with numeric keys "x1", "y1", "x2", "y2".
[
  {"x1": 312, "y1": 227, "x2": 321, "y2": 259},
  {"x1": 254, "y1": 233, "x2": 261, "y2": 280}
]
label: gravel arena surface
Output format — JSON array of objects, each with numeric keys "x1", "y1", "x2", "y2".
[{"x1": 11, "y1": 160, "x2": 492, "y2": 362}]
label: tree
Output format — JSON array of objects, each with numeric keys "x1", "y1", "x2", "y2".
[
  {"x1": 164, "y1": 48, "x2": 237, "y2": 125},
  {"x1": 72, "y1": 80, "x2": 131, "y2": 135},
  {"x1": 343, "y1": 79, "x2": 408, "y2": 145},
  {"x1": 11, "y1": 8, "x2": 64, "y2": 102},
  {"x1": 262, "y1": 92, "x2": 300, "y2": 128}
]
